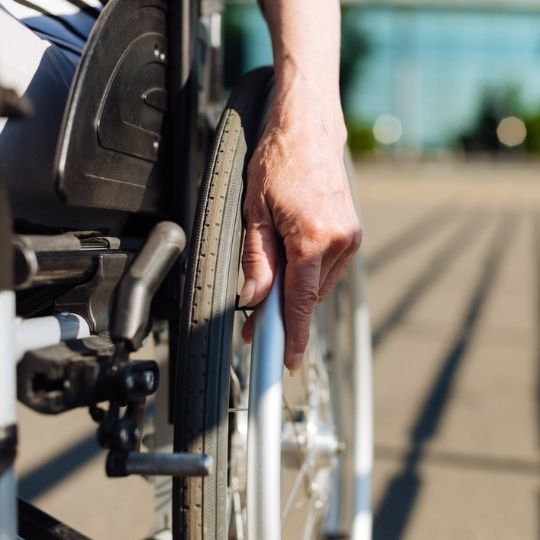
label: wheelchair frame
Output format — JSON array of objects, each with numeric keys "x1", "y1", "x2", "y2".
[
  {"x1": 0, "y1": 0, "x2": 223, "y2": 537},
  {"x1": 0, "y1": 1, "x2": 374, "y2": 538}
]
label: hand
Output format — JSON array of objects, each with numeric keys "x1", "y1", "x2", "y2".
[{"x1": 239, "y1": 85, "x2": 362, "y2": 372}]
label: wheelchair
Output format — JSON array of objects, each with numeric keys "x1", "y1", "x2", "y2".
[{"x1": 0, "y1": 1, "x2": 373, "y2": 538}]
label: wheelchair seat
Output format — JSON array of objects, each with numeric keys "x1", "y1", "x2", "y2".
[{"x1": 9, "y1": 0, "x2": 170, "y2": 233}]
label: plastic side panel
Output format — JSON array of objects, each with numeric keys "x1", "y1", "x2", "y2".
[{"x1": 55, "y1": 0, "x2": 170, "y2": 214}]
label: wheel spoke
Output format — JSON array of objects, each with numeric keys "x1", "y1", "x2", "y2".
[
  {"x1": 228, "y1": 405, "x2": 309, "y2": 414},
  {"x1": 281, "y1": 457, "x2": 312, "y2": 524},
  {"x1": 282, "y1": 394, "x2": 306, "y2": 466}
]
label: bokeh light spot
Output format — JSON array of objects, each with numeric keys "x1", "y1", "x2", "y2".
[
  {"x1": 497, "y1": 116, "x2": 527, "y2": 147},
  {"x1": 373, "y1": 114, "x2": 403, "y2": 145}
]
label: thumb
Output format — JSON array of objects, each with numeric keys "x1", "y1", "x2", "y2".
[{"x1": 240, "y1": 203, "x2": 278, "y2": 308}]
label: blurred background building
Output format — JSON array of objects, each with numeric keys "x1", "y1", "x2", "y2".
[{"x1": 225, "y1": 0, "x2": 540, "y2": 155}]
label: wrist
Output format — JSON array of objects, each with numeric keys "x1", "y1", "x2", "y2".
[
  {"x1": 270, "y1": 74, "x2": 347, "y2": 147},
  {"x1": 274, "y1": 55, "x2": 340, "y2": 104}
]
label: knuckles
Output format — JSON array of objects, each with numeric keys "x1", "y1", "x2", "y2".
[
  {"x1": 303, "y1": 218, "x2": 328, "y2": 246},
  {"x1": 243, "y1": 193, "x2": 267, "y2": 223},
  {"x1": 330, "y1": 219, "x2": 363, "y2": 255},
  {"x1": 330, "y1": 228, "x2": 354, "y2": 253},
  {"x1": 241, "y1": 250, "x2": 265, "y2": 266},
  {"x1": 287, "y1": 217, "x2": 363, "y2": 260},
  {"x1": 287, "y1": 288, "x2": 319, "y2": 319},
  {"x1": 349, "y1": 222, "x2": 363, "y2": 252}
]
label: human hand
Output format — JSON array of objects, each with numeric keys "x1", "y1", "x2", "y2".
[{"x1": 239, "y1": 83, "x2": 362, "y2": 372}]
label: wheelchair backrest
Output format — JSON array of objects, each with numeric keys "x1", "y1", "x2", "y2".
[{"x1": 55, "y1": 0, "x2": 170, "y2": 215}]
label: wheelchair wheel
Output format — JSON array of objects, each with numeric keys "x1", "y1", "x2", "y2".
[
  {"x1": 172, "y1": 67, "x2": 273, "y2": 539},
  {"x1": 244, "y1": 219, "x2": 373, "y2": 540},
  {"x1": 172, "y1": 67, "x2": 372, "y2": 540}
]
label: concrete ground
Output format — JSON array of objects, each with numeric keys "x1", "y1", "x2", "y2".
[
  {"x1": 14, "y1": 159, "x2": 540, "y2": 539},
  {"x1": 358, "y1": 160, "x2": 540, "y2": 540}
]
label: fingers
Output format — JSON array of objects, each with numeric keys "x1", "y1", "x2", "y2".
[
  {"x1": 318, "y1": 227, "x2": 362, "y2": 299},
  {"x1": 283, "y1": 250, "x2": 322, "y2": 372},
  {"x1": 318, "y1": 251, "x2": 354, "y2": 300},
  {"x1": 242, "y1": 147, "x2": 362, "y2": 373},
  {"x1": 283, "y1": 222, "x2": 361, "y2": 372},
  {"x1": 241, "y1": 234, "x2": 360, "y2": 371},
  {"x1": 318, "y1": 235, "x2": 352, "y2": 296},
  {"x1": 240, "y1": 196, "x2": 278, "y2": 308},
  {"x1": 242, "y1": 313, "x2": 254, "y2": 343}
]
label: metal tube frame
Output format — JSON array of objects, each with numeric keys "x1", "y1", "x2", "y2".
[
  {"x1": 1, "y1": 148, "x2": 17, "y2": 540},
  {"x1": 351, "y1": 253, "x2": 374, "y2": 540},
  {"x1": 246, "y1": 250, "x2": 374, "y2": 540},
  {"x1": 0, "y1": 305, "x2": 91, "y2": 540},
  {"x1": 0, "y1": 290, "x2": 17, "y2": 540},
  {"x1": 14, "y1": 313, "x2": 91, "y2": 362},
  {"x1": 247, "y1": 263, "x2": 285, "y2": 540}
]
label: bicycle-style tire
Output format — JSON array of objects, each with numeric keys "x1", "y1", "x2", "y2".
[{"x1": 172, "y1": 67, "x2": 274, "y2": 539}]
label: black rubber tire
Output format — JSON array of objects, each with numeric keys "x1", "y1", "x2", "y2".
[{"x1": 172, "y1": 67, "x2": 274, "y2": 539}]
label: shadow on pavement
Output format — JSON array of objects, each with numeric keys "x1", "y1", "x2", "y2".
[
  {"x1": 18, "y1": 432, "x2": 101, "y2": 502},
  {"x1": 374, "y1": 214, "x2": 518, "y2": 540},
  {"x1": 367, "y1": 204, "x2": 457, "y2": 275},
  {"x1": 19, "y1": 402, "x2": 155, "y2": 501},
  {"x1": 372, "y1": 213, "x2": 487, "y2": 351}
]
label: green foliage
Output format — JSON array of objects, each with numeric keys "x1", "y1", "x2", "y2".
[
  {"x1": 456, "y1": 86, "x2": 528, "y2": 153},
  {"x1": 347, "y1": 120, "x2": 375, "y2": 155},
  {"x1": 223, "y1": 3, "x2": 374, "y2": 155},
  {"x1": 223, "y1": 7, "x2": 248, "y2": 88},
  {"x1": 340, "y1": 7, "x2": 374, "y2": 156},
  {"x1": 340, "y1": 6, "x2": 370, "y2": 118},
  {"x1": 524, "y1": 115, "x2": 540, "y2": 154}
]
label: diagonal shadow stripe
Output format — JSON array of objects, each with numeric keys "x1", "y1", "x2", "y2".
[
  {"x1": 18, "y1": 431, "x2": 101, "y2": 501},
  {"x1": 375, "y1": 443, "x2": 540, "y2": 477},
  {"x1": 367, "y1": 204, "x2": 457, "y2": 275},
  {"x1": 18, "y1": 402, "x2": 156, "y2": 501},
  {"x1": 373, "y1": 214, "x2": 518, "y2": 540},
  {"x1": 372, "y1": 214, "x2": 488, "y2": 351}
]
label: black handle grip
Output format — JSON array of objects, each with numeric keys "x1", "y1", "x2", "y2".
[
  {"x1": 111, "y1": 221, "x2": 185, "y2": 350},
  {"x1": 106, "y1": 450, "x2": 212, "y2": 477}
]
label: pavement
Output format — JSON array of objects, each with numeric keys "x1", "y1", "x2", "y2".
[
  {"x1": 359, "y1": 160, "x2": 540, "y2": 540},
  {"x1": 14, "y1": 159, "x2": 540, "y2": 539}
]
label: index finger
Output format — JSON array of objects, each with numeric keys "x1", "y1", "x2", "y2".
[{"x1": 283, "y1": 251, "x2": 322, "y2": 371}]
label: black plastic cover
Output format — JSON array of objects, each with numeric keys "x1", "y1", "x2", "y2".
[
  {"x1": 18, "y1": 498, "x2": 91, "y2": 540},
  {"x1": 17, "y1": 336, "x2": 115, "y2": 414},
  {"x1": 0, "y1": 173, "x2": 12, "y2": 290},
  {"x1": 111, "y1": 221, "x2": 185, "y2": 350},
  {"x1": 55, "y1": 0, "x2": 170, "y2": 214},
  {"x1": 0, "y1": 425, "x2": 17, "y2": 474}
]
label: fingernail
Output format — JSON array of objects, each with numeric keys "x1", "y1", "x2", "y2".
[
  {"x1": 239, "y1": 279, "x2": 256, "y2": 307},
  {"x1": 288, "y1": 367, "x2": 300, "y2": 377},
  {"x1": 288, "y1": 353, "x2": 304, "y2": 373}
]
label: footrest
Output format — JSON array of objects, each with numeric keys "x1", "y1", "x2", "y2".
[{"x1": 106, "y1": 450, "x2": 213, "y2": 478}]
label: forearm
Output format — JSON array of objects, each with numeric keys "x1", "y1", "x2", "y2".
[
  {"x1": 243, "y1": 2, "x2": 361, "y2": 369},
  {"x1": 260, "y1": 0, "x2": 346, "y2": 142}
]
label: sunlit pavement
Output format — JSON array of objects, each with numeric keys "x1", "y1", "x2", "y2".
[
  {"x1": 14, "y1": 159, "x2": 540, "y2": 539},
  {"x1": 359, "y1": 159, "x2": 540, "y2": 540}
]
